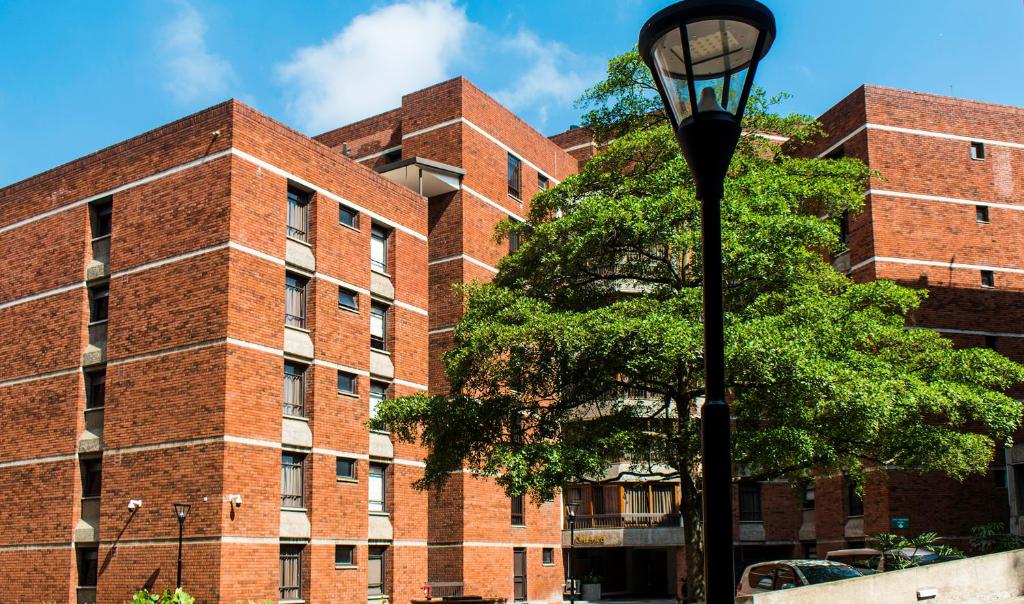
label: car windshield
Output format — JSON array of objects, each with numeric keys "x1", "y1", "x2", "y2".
[{"x1": 798, "y1": 565, "x2": 862, "y2": 584}]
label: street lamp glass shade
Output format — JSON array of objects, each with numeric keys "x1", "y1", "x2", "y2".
[
  {"x1": 639, "y1": 0, "x2": 775, "y2": 128},
  {"x1": 173, "y1": 502, "x2": 191, "y2": 521},
  {"x1": 566, "y1": 498, "x2": 581, "y2": 517}
]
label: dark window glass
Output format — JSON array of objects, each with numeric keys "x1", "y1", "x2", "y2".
[
  {"x1": 537, "y1": 175, "x2": 548, "y2": 192},
  {"x1": 336, "y1": 457, "x2": 356, "y2": 480},
  {"x1": 383, "y1": 149, "x2": 402, "y2": 163},
  {"x1": 838, "y1": 211, "x2": 849, "y2": 245},
  {"x1": 803, "y1": 542, "x2": 817, "y2": 559},
  {"x1": 287, "y1": 187, "x2": 310, "y2": 241},
  {"x1": 283, "y1": 362, "x2": 305, "y2": 417},
  {"x1": 976, "y1": 205, "x2": 990, "y2": 223},
  {"x1": 280, "y1": 544, "x2": 303, "y2": 599},
  {"x1": 507, "y1": 154, "x2": 522, "y2": 199},
  {"x1": 370, "y1": 303, "x2": 389, "y2": 351},
  {"x1": 91, "y1": 199, "x2": 112, "y2": 239},
  {"x1": 739, "y1": 482, "x2": 762, "y2": 521},
  {"x1": 513, "y1": 548, "x2": 527, "y2": 601},
  {"x1": 370, "y1": 381, "x2": 388, "y2": 420},
  {"x1": 986, "y1": 335, "x2": 998, "y2": 350},
  {"x1": 89, "y1": 284, "x2": 109, "y2": 322},
  {"x1": 970, "y1": 141, "x2": 986, "y2": 160},
  {"x1": 981, "y1": 270, "x2": 995, "y2": 288},
  {"x1": 282, "y1": 452, "x2": 305, "y2": 508},
  {"x1": 81, "y1": 458, "x2": 102, "y2": 497},
  {"x1": 77, "y1": 546, "x2": 98, "y2": 587},
  {"x1": 369, "y1": 463, "x2": 386, "y2": 512},
  {"x1": 511, "y1": 495, "x2": 525, "y2": 526},
  {"x1": 335, "y1": 544, "x2": 355, "y2": 566},
  {"x1": 339, "y1": 205, "x2": 359, "y2": 229},
  {"x1": 371, "y1": 225, "x2": 389, "y2": 273},
  {"x1": 368, "y1": 546, "x2": 387, "y2": 596},
  {"x1": 774, "y1": 566, "x2": 799, "y2": 589},
  {"x1": 826, "y1": 145, "x2": 845, "y2": 160},
  {"x1": 338, "y1": 371, "x2": 358, "y2": 395},
  {"x1": 847, "y1": 481, "x2": 864, "y2": 517},
  {"x1": 285, "y1": 273, "x2": 308, "y2": 328},
  {"x1": 802, "y1": 484, "x2": 815, "y2": 510},
  {"x1": 338, "y1": 287, "x2": 358, "y2": 311},
  {"x1": 85, "y1": 370, "x2": 106, "y2": 409},
  {"x1": 542, "y1": 548, "x2": 554, "y2": 565},
  {"x1": 797, "y1": 563, "x2": 861, "y2": 584}
]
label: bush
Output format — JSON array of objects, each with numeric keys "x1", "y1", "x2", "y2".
[
  {"x1": 131, "y1": 588, "x2": 195, "y2": 604},
  {"x1": 970, "y1": 522, "x2": 1024, "y2": 554}
]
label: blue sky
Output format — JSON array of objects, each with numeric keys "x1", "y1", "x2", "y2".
[{"x1": 1, "y1": 1, "x2": 1022, "y2": 186}]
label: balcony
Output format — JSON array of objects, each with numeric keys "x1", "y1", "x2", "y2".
[
  {"x1": 82, "y1": 321, "x2": 107, "y2": 366},
  {"x1": 563, "y1": 482, "x2": 685, "y2": 548},
  {"x1": 86, "y1": 235, "x2": 110, "y2": 281},
  {"x1": 569, "y1": 512, "x2": 682, "y2": 530}
]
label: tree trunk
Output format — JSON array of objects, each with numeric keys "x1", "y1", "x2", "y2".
[{"x1": 681, "y1": 470, "x2": 705, "y2": 603}]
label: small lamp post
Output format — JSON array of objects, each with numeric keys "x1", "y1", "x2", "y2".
[
  {"x1": 638, "y1": 2, "x2": 776, "y2": 603},
  {"x1": 173, "y1": 502, "x2": 191, "y2": 589},
  {"x1": 566, "y1": 497, "x2": 581, "y2": 604}
]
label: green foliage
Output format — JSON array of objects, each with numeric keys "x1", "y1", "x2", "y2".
[
  {"x1": 970, "y1": 522, "x2": 1024, "y2": 553},
  {"x1": 870, "y1": 532, "x2": 963, "y2": 569},
  {"x1": 131, "y1": 588, "x2": 195, "y2": 604}
]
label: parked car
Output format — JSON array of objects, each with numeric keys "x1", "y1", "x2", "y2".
[
  {"x1": 825, "y1": 547, "x2": 963, "y2": 573},
  {"x1": 825, "y1": 548, "x2": 883, "y2": 574},
  {"x1": 736, "y1": 560, "x2": 863, "y2": 596}
]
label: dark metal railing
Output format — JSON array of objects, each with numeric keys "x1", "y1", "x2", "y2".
[
  {"x1": 428, "y1": 582, "x2": 465, "y2": 598},
  {"x1": 568, "y1": 512, "x2": 682, "y2": 530}
]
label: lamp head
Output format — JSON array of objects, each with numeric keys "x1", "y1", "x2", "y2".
[{"x1": 173, "y1": 501, "x2": 192, "y2": 522}]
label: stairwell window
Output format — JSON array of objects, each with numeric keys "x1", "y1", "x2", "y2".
[
  {"x1": 89, "y1": 284, "x2": 109, "y2": 323},
  {"x1": 369, "y1": 380, "x2": 388, "y2": 420},
  {"x1": 281, "y1": 451, "x2": 305, "y2": 508},
  {"x1": 77, "y1": 546, "x2": 98, "y2": 590},
  {"x1": 370, "y1": 302, "x2": 389, "y2": 352},
  {"x1": 81, "y1": 457, "x2": 102, "y2": 498},
  {"x1": 508, "y1": 153, "x2": 522, "y2": 200},
  {"x1": 280, "y1": 544, "x2": 303, "y2": 601},
  {"x1": 981, "y1": 270, "x2": 995, "y2": 288},
  {"x1": 369, "y1": 463, "x2": 387, "y2": 512},
  {"x1": 283, "y1": 362, "x2": 306, "y2": 417},
  {"x1": 368, "y1": 545, "x2": 388, "y2": 596},
  {"x1": 85, "y1": 369, "x2": 106, "y2": 409},
  {"x1": 285, "y1": 273, "x2": 308, "y2": 328},
  {"x1": 287, "y1": 186, "x2": 310, "y2": 242},
  {"x1": 371, "y1": 224, "x2": 390, "y2": 274}
]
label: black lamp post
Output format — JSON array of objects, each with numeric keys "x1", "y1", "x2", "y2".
[
  {"x1": 638, "y1": 2, "x2": 775, "y2": 603},
  {"x1": 566, "y1": 497, "x2": 580, "y2": 604},
  {"x1": 173, "y1": 502, "x2": 191, "y2": 589}
]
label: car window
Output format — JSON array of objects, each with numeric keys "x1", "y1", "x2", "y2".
[
  {"x1": 775, "y1": 566, "x2": 799, "y2": 590},
  {"x1": 798, "y1": 564, "x2": 862, "y2": 584},
  {"x1": 749, "y1": 564, "x2": 776, "y2": 590}
]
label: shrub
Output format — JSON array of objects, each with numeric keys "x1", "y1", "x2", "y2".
[{"x1": 131, "y1": 588, "x2": 195, "y2": 604}]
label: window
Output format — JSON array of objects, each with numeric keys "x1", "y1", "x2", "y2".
[
  {"x1": 89, "y1": 284, "x2": 109, "y2": 323},
  {"x1": 338, "y1": 371, "x2": 358, "y2": 396},
  {"x1": 339, "y1": 204, "x2": 360, "y2": 229},
  {"x1": 986, "y1": 335, "x2": 998, "y2": 350},
  {"x1": 280, "y1": 544, "x2": 303, "y2": 600},
  {"x1": 383, "y1": 149, "x2": 402, "y2": 163},
  {"x1": 283, "y1": 362, "x2": 305, "y2": 417},
  {"x1": 976, "y1": 205, "x2": 990, "y2": 223},
  {"x1": 90, "y1": 199, "x2": 112, "y2": 239},
  {"x1": 285, "y1": 273, "x2": 308, "y2": 329},
  {"x1": 970, "y1": 141, "x2": 986, "y2": 160},
  {"x1": 511, "y1": 495, "x2": 525, "y2": 526},
  {"x1": 542, "y1": 548, "x2": 554, "y2": 566},
  {"x1": 838, "y1": 211, "x2": 849, "y2": 246},
  {"x1": 81, "y1": 457, "x2": 102, "y2": 498},
  {"x1": 336, "y1": 457, "x2": 357, "y2": 481},
  {"x1": 981, "y1": 270, "x2": 995, "y2": 288},
  {"x1": 369, "y1": 381, "x2": 388, "y2": 420},
  {"x1": 826, "y1": 145, "x2": 845, "y2": 160},
  {"x1": 508, "y1": 229, "x2": 521, "y2": 254},
  {"x1": 537, "y1": 175, "x2": 548, "y2": 192},
  {"x1": 507, "y1": 153, "x2": 522, "y2": 199},
  {"x1": 287, "y1": 186, "x2": 310, "y2": 241},
  {"x1": 370, "y1": 302, "x2": 389, "y2": 352},
  {"x1": 338, "y1": 286, "x2": 359, "y2": 311},
  {"x1": 282, "y1": 452, "x2": 305, "y2": 508},
  {"x1": 802, "y1": 484, "x2": 815, "y2": 510},
  {"x1": 335, "y1": 544, "x2": 355, "y2": 567},
  {"x1": 369, "y1": 463, "x2": 387, "y2": 512},
  {"x1": 371, "y1": 225, "x2": 390, "y2": 273},
  {"x1": 847, "y1": 481, "x2": 864, "y2": 517},
  {"x1": 368, "y1": 545, "x2": 388, "y2": 596},
  {"x1": 513, "y1": 548, "x2": 527, "y2": 601},
  {"x1": 85, "y1": 370, "x2": 106, "y2": 409},
  {"x1": 803, "y1": 542, "x2": 817, "y2": 559},
  {"x1": 77, "y1": 546, "x2": 98, "y2": 588},
  {"x1": 739, "y1": 482, "x2": 762, "y2": 521}
]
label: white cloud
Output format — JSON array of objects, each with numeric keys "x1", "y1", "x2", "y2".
[
  {"x1": 490, "y1": 30, "x2": 600, "y2": 129},
  {"x1": 276, "y1": 0, "x2": 471, "y2": 133},
  {"x1": 161, "y1": 1, "x2": 235, "y2": 104}
]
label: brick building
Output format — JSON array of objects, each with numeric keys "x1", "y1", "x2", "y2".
[{"x1": 2, "y1": 74, "x2": 1022, "y2": 604}]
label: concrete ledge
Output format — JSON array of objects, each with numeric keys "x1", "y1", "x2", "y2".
[
  {"x1": 368, "y1": 512, "x2": 393, "y2": 540},
  {"x1": 370, "y1": 271, "x2": 394, "y2": 300},
  {"x1": 284, "y1": 325, "x2": 314, "y2": 359},
  {"x1": 280, "y1": 509, "x2": 310, "y2": 539},
  {"x1": 285, "y1": 238, "x2": 315, "y2": 272},
  {"x1": 739, "y1": 521, "x2": 766, "y2": 542},
  {"x1": 370, "y1": 350, "x2": 394, "y2": 378},
  {"x1": 282, "y1": 416, "x2": 312, "y2": 448},
  {"x1": 369, "y1": 432, "x2": 393, "y2": 458}
]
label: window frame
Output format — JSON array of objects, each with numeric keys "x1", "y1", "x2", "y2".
[
  {"x1": 370, "y1": 224, "x2": 390, "y2": 274},
  {"x1": 85, "y1": 369, "x2": 106, "y2": 410},
  {"x1": 513, "y1": 547, "x2": 528, "y2": 602},
  {"x1": 511, "y1": 494, "x2": 525, "y2": 526},
  {"x1": 507, "y1": 153, "x2": 522, "y2": 200},
  {"x1": 369, "y1": 380, "x2": 389, "y2": 421},
  {"x1": 981, "y1": 270, "x2": 995, "y2": 288},
  {"x1": 90, "y1": 199, "x2": 112, "y2": 239},
  {"x1": 970, "y1": 141, "x2": 986, "y2": 160},
  {"x1": 81, "y1": 457, "x2": 102, "y2": 498},
  {"x1": 285, "y1": 273, "x2": 309, "y2": 329},
  {"x1": 77, "y1": 546, "x2": 99, "y2": 588},
  {"x1": 89, "y1": 283, "x2": 109, "y2": 323},
  {"x1": 542, "y1": 547, "x2": 554, "y2": 566},
  {"x1": 335, "y1": 544, "x2": 356, "y2": 568},
  {"x1": 368, "y1": 545, "x2": 388, "y2": 596},
  {"x1": 287, "y1": 186, "x2": 311, "y2": 242},
  {"x1": 369, "y1": 463, "x2": 387, "y2": 512},
  {"x1": 339, "y1": 204, "x2": 360, "y2": 230},
  {"x1": 281, "y1": 451, "x2": 306, "y2": 509},
  {"x1": 739, "y1": 482, "x2": 763, "y2": 522},
  {"x1": 279, "y1": 544, "x2": 303, "y2": 601},
  {"x1": 976, "y1": 205, "x2": 990, "y2": 223},
  {"x1": 338, "y1": 286, "x2": 359, "y2": 312},
  {"x1": 846, "y1": 480, "x2": 864, "y2": 517},
  {"x1": 283, "y1": 362, "x2": 306, "y2": 418},
  {"x1": 336, "y1": 457, "x2": 357, "y2": 482},
  {"x1": 370, "y1": 302, "x2": 389, "y2": 352},
  {"x1": 337, "y1": 371, "x2": 359, "y2": 396},
  {"x1": 537, "y1": 174, "x2": 549, "y2": 192},
  {"x1": 802, "y1": 484, "x2": 815, "y2": 510}
]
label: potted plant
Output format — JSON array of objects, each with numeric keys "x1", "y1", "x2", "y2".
[{"x1": 581, "y1": 573, "x2": 602, "y2": 601}]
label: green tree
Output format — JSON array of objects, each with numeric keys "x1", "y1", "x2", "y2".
[{"x1": 371, "y1": 50, "x2": 1024, "y2": 601}]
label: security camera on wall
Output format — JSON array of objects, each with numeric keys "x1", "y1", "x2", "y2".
[{"x1": 128, "y1": 499, "x2": 143, "y2": 511}]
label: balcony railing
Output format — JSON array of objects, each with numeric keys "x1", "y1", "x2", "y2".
[
  {"x1": 427, "y1": 582, "x2": 464, "y2": 598},
  {"x1": 568, "y1": 512, "x2": 682, "y2": 530}
]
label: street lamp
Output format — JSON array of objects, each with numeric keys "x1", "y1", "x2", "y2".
[
  {"x1": 173, "y1": 502, "x2": 191, "y2": 589},
  {"x1": 566, "y1": 497, "x2": 581, "y2": 604},
  {"x1": 638, "y1": 2, "x2": 775, "y2": 604}
]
